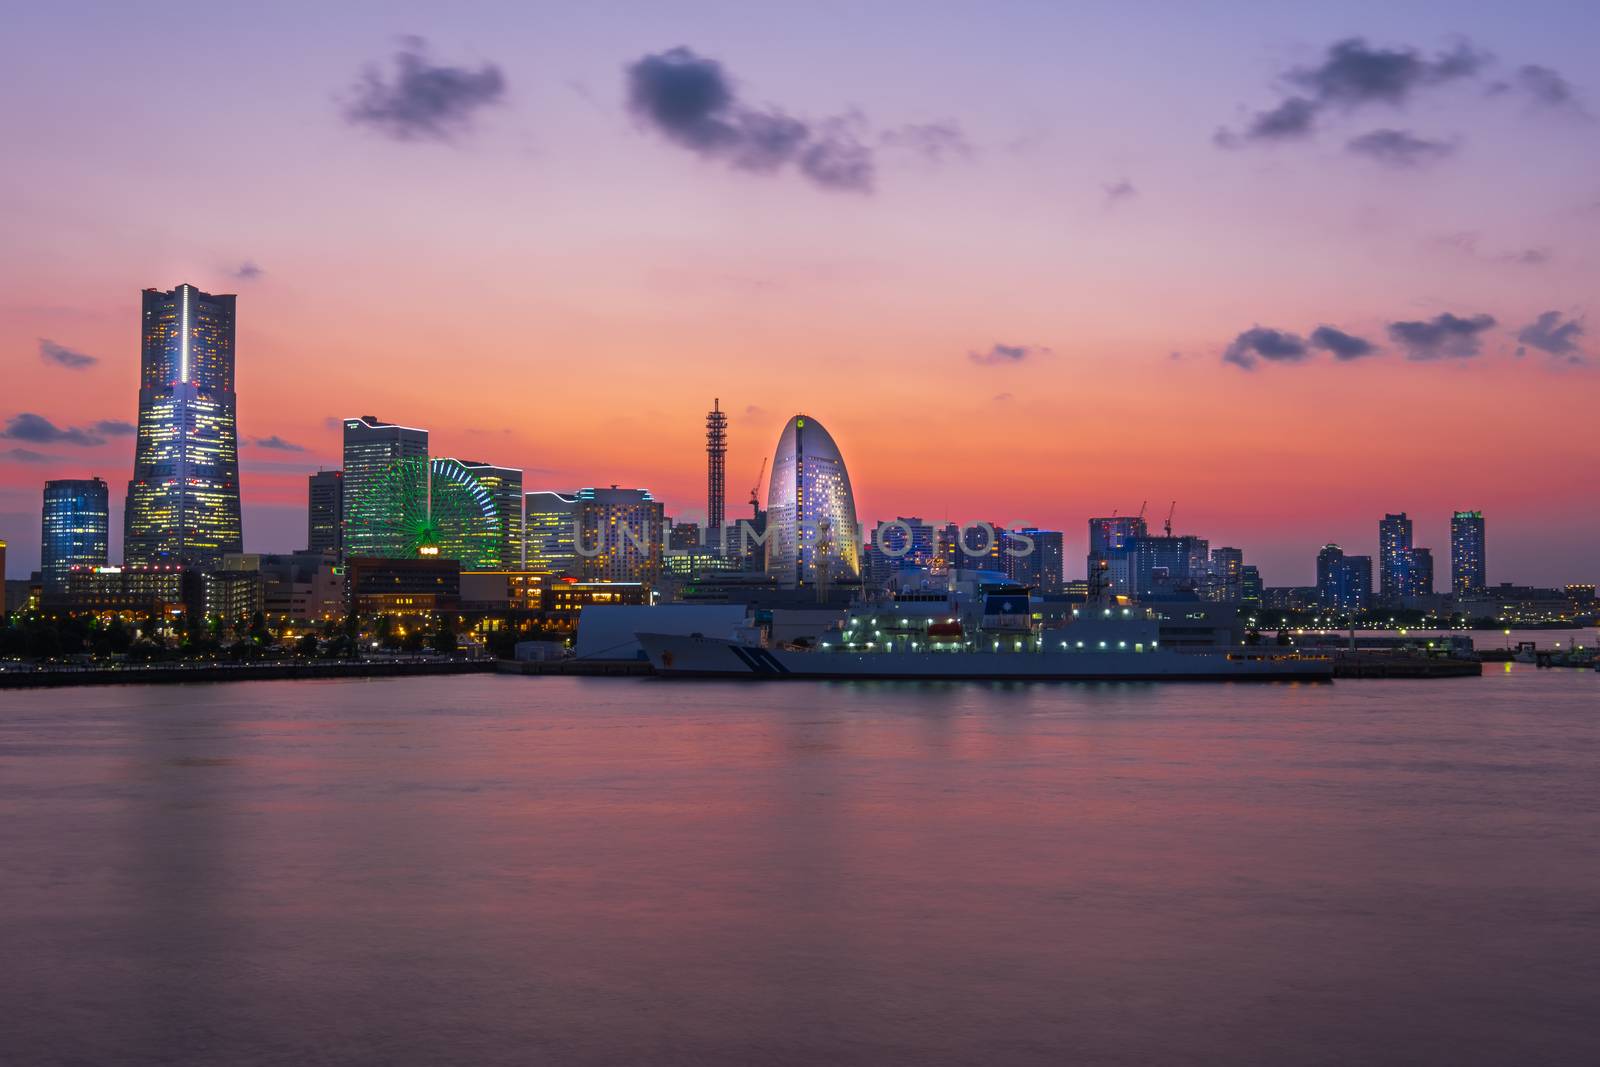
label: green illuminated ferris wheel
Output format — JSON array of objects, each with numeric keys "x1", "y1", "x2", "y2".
[{"x1": 346, "y1": 458, "x2": 499, "y2": 567}]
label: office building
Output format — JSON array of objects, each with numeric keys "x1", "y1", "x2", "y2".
[
  {"x1": 61, "y1": 564, "x2": 185, "y2": 617},
  {"x1": 342, "y1": 416, "x2": 429, "y2": 558},
  {"x1": 1450, "y1": 510, "x2": 1486, "y2": 596},
  {"x1": 42, "y1": 477, "x2": 110, "y2": 597},
  {"x1": 459, "y1": 461, "x2": 523, "y2": 569},
  {"x1": 525, "y1": 491, "x2": 581, "y2": 575},
  {"x1": 576, "y1": 487, "x2": 665, "y2": 584},
  {"x1": 1126, "y1": 535, "x2": 1208, "y2": 597},
  {"x1": 1240, "y1": 564, "x2": 1263, "y2": 606},
  {"x1": 764, "y1": 414, "x2": 861, "y2": 586},
  {"x1": 224, "y1": 552, "x2": 345, "y2": 623},
  {"x1": 124, "y1": 284, "x2": 243, "y2": 568},
  {"x1": 1378, "y1": 513, "x2": 1414, "y2": 601},
  {"x1": 307, "y1": 470, "x2": 343, "y2": 556},
  {"x1": 345, "y1": 555, "x2": 459, "y2": 618}
]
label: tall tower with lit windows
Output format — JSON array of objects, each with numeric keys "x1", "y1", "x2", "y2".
[{"x1": 123, "y1": 284, "x2": 243, "y2": 569}]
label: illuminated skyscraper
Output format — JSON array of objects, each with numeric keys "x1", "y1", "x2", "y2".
[
  {"x1": 525, "y1": 491, "x2": 580, "y2": 574},
  {"x1": 42, "y1": 477, "x2": 110, "y2": 596},
  {"x1": 342, "y1": 416, "x2": 428, "y2": 558},
  {"x1": 124, "y1": 284, "x2": 243, "y2": 568},
  {"x1": 1087, "y1": 515, "x2": 1148, "y2": 596},
  {"x1": 307, "y1": 470, "x2": 343, "y2": 556},
  {"x1": 460, "y1": 461, "x2": 523, "y2": 568},
  {"x1": 764, "y1": 414, "x2": 860, "y2": 586},
  {"x1": 575, "y1": 487, "x2": 664, "y2": 583},
  {"x1": 1378, "y1": 512, "x2": 1414, "y2": 600},
  {"x1": 1450, "y1": 511, "x2": 1486, "y2": 596}
]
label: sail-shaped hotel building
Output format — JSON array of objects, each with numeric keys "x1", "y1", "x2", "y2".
[{"x1": 764, "y1": 414, "x2": 861, "y2": 586}]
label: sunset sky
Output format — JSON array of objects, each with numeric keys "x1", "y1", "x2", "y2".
[{"x1": 2, "y1": 1, "x2": 1597, "y2": 584}]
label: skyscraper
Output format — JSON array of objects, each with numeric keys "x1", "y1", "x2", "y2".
[
  {"x1": 1013, "y1": 528, "x2": 1065, "y2": 593},
  {"x1": 1378, "y1": 513, "x2": 1414, "y2": 601},
  {"x1": 764, "y1": 415, "x2": 860, "y2": 586},
  {"x1": 1316, "y1": 544, "x2": 1371, "y2": 611},
  {"x1": 124, "y1": 284, "x2": 242, "y2": 568},
  {"x1": 42, "y1": 478, "x2": 110, "y2": 596},
  {"x1": 706, "y1": 399, "x2": 727, "y2": 549},
  {"x1": 575, "y1": 487, "x2": 664, "y2": 583},
  {"x1": 525, "y1": 491, "x2": 580, "y2": 574},
  {"x1": 460, "y1": 461, "x2": 523, "y2": 568},
  {"x1": 1450, "y1": 510, "x2": 1486, "y2": 596},
  {"x1": 1087, "y1": 515, "x2": 1148, "y2": 596},
  {"x1": 307, "y1": 470, "x2": 343, "y2": 556},
  {"x1": 342, "y1": 416, "x2": 428, "y2": 558}
]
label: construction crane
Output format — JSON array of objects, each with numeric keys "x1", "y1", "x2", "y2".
[
  {"x1": 1164, "y1": 501, "x2": 1176, "y2": 537},
  {"x1": 749, "y1": 457, "x2": 767, "y2": 517},
  {"x1": 1138, "y1": 500, "x2": 1147, "y2": 522}
]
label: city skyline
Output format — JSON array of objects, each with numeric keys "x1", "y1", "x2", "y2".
[{"x1": 3, "y1": 5, "x2": 1598, "y2": 583}]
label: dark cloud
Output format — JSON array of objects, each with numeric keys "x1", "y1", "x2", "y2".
[
  {"x1": 1, "y1": 413, "x2": 105, "y2": 446},
  {"x1": 1511, "y1": 64, "x2": 1584, "y2": 112},
  {"x1": 252, "y1": 435, "x2": 307, "y2": 452},
  {"x1": 1345, "y1": 128, "x2": 1455, "y2": 167},
  {"x1": 969, "y1": 343, "x2": 1047, "y2": 366},
  {"x1": 1503, "y1": 247, "x2": 1551, "y2": 266},
  {"x1": 624, "y1": 46, "x2": 875, "y2": 193},
  {"x1": 344, "y1": 37, "x2": 506, "y2": 142},
  {"x1": 1, "y1": 447, "x2": 61, "y2": 464},
  {"x1": 1309, "y1": 325, "x2": 1379, "y2": 360},
  {"x1": 992, "y1": 392, "x2": 1014, "y2": 402},
  {"x1": 93, "y1": 419, "x2": 136, "y2": 436},
  {"x1": 1218, "y1": 37, "x2": 1488, "y2": 146},
  {"x1": 1216, "y1": 96, "x2": 1319, "y2": 146},
  {"x1": 1515, "y1": 311, "x2": 1584, "y2": 361},
  {"x1": 1291, "y1": 38, "x2": 1485, "y2": 108},
  {"x1": 1222, "y1": 327, "x2": 1310, "y2": 369},
  {"x1": 38, "y1": 338, "x2": 98, "y2": 370},
  {"x1": 880, "y1": 121, "x2": 972, "y2": 163},
  {"x1": 1103, "y1": 178, "x2": 1137, "y2": 205},
  {"x1": 1386, "y1": 312, "x2": 1497, "y2": 360},
  {"x1": 232, "y1": 261, "x2": 264, "y2": 280}
]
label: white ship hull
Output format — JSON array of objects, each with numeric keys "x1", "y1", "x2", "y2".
[{"x1": 637, "y1": 634, "x2": 1333, "y2": 682}]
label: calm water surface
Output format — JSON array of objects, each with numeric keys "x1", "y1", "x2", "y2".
[{"x1": 3, "y1": 668, "x2": 1598, "y2": 1066}]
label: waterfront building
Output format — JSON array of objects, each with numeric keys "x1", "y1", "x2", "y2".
[
  {"x1": 341, "y1": 416, "x2": 429, "y2": 558},
  {"x1": 1378, "y1": 513, "x2": 1414, "y2": 601},
  {"x1": 1316, "y1": 544, "x2": 1372, "y2": 612},
  {"x1": 543, "y1": 579, "x2": 649, "y2": 629},
  {"x1": 124, "y1": 284, "x2": 243, "y2": 569},
  {"x1": 525, "y1": 491, "x2": 581, "y2": 575},
  {"x1": 764, "y1": 415, "x2": 861, "y2": 586},
  {"x1": 307, "y1": 470, "x2": 344, "y2": 556},
  {"x1": 458, "y1": 461, "x2": 523, "y2": 568},
  {"x1": 344, "y1": 555, "x2": 459, "y2": 618},
  {"x1": 199, "y1": 569, "x2": 264, "y2": 625},
  {"x1": 576, "y1": 487, "x2": 665, "y2": 584},
  {"x1": 459, "y1": 570, "x2": 547, "y2": 613},
  {"x1": 1456, "y1": 584, "x2": 1576, "y2": 625},
  {"x1": 1450, "y1": 511, "x2": 1486, "y2": 596},
  {"x1": 873, "y1": 517, "x2": 937, "y2": 576},
  {"x1": 41, "y1": 478, "x2": 110, "y2": 597},
  {"x1": 61, "y1": 564, "x2": 185, "y2": 618},
  {"x1": 224, "y1": 552, "x2": 345, "y2": 624},
  {"x1": 706, "y1": 399, "x2": 727, "y2": 552}
]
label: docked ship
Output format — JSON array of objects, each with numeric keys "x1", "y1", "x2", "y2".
[{"x1": 638, "y1": 592, "x2": 1332, "y2": 682}]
